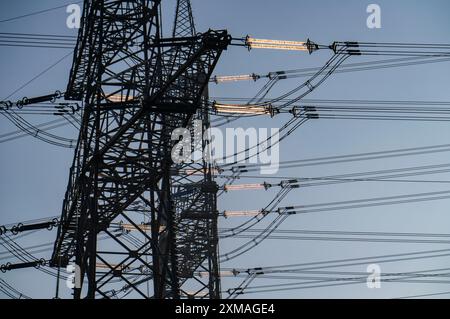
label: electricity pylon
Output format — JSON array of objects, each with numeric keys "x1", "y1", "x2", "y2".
[{"x1": 51, "y1": 0, "x2": 229, "y2": 299}]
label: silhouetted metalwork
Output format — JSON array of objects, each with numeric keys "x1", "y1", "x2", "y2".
[{"x1": 51, "y1": 0, "x2": 229, "y2": 299}]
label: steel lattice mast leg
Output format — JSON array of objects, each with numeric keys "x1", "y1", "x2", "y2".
[{"x1": 169, "y1": 0, "x2": 221, "y2": 299}]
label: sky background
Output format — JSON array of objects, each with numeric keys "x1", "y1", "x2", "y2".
[{"x1": 1, "y1": 0, "x2": 450, "y2": 299}]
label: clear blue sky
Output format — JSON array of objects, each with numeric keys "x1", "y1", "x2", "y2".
[{"x1": 1, "y1": 0, "x2": 450, "y2": 299}]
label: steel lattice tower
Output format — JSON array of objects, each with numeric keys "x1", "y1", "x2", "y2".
[{"x1": 51, "y1": 0, "x2": 229, "y2": 299}]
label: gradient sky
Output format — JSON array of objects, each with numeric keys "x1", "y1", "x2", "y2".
[{"x1": 1, "y1": 0, "x2": 450, "y2": 299}]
